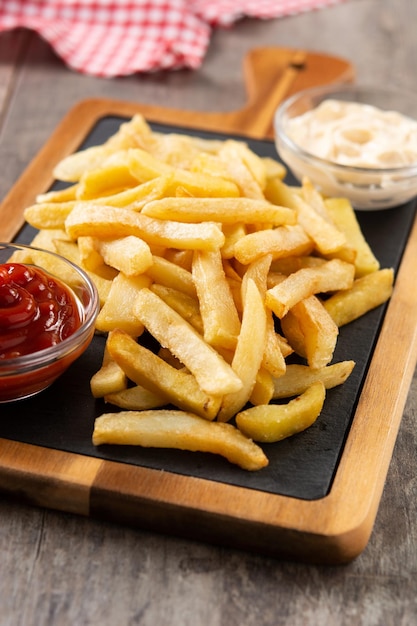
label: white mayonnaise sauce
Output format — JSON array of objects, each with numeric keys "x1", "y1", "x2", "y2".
[{"x1": 286, "y1": 99, "x2": 417, "y2": 168}]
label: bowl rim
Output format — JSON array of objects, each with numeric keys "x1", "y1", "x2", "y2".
[
  {"x1": 274, "y1": 83, "x2": 417, "y2": 178},
  {"x1": 0, "y1": 241, "x2": 100, "y2": 373}
]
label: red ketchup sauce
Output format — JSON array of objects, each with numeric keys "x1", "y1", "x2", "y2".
[{"x1": 0, "y1": 263, "x2": 82, "y2": 360}]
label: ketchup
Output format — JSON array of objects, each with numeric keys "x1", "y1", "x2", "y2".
[{"x1": 0, "y1": 263, "x2": 82, "y2": 359}]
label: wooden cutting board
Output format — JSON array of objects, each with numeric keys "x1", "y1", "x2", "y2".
[{"x1": 1, "y1": 47, "x2": 417, "y2": 565}]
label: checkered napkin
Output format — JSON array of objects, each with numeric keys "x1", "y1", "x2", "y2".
[{"x1": 0, "y1": 0, "x2": 345, "y2": 77}]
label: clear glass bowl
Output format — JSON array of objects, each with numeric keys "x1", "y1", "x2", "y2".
[
  {"x1": 0, "y1": 242, "x2": 99, "y2": 402},
  {"x1": 274, "y1": 84, "x2": 417, "y2": 210}
]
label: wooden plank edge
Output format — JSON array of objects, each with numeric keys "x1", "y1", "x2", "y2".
[{"x1": 0, "y1": 438, "x2": 101, "y2": 516}]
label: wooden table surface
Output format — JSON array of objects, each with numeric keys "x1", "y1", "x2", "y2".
[{"x1": 1, "y1": 1, "x2": 416, "y2": 624}]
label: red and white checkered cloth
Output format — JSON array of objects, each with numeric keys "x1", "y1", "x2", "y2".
[{"x1": 0, "y1": 1, "x2": 346, "y2": 77}]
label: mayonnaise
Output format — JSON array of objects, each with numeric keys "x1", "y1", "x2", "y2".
[{"x1": 286, "y1": 99, "x2": 417, "y2": 169}]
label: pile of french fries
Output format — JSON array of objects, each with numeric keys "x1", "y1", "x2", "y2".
[{"x1": 22, "y1": 114, "x2": 394, "y2": 471}]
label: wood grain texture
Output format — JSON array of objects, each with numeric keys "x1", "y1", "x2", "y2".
[{"x1": 0, "y1": 0, "x2": 416, "y2": 623}]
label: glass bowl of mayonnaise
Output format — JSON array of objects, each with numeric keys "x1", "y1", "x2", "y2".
[{"x1": 274, "y1": 84, "x2": 417, "y2": 210}]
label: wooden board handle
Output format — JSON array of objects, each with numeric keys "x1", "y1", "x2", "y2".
[{"x1": 127, "y1": 46, "x2": 354, "y2": 139}]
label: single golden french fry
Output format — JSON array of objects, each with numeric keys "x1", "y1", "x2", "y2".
[
  {"x1": 301, "y1": 177, "x2": 333, "y2": 221},
  {"x1": 234, "y1": 224, "x2": 313, "y2": 265},
  {"x1": 92, "y1": 410, "x2": 269, "y2": 471},
  {"x1": 90, "y1": 346, "x2": 128, "y2": 398},
  {"x1": 106, "y1": 330, "x2": 222, "y2": 420},
  {"x1": 265, "y1": 259, "x2": 355, "y2": 319},
  {"x1": 24, "y1": 201, "x2": 76, "y2": 230},
  {"x1": 65, "y1": 204, "x2": 225, "y2": 251},
  {"x1": 36, "y1": 184, "x2": 78, "y2": 204},
  {"x1": 262, "y1": 156, "x2": 286, "y2": 181},
  {"x1": 192, "y1": 249, "x2": 241, "y2": 350},
  {"x1": 76, "y1": 163, "x2": 140, "y2": 200},
  {"x1": 250, "y1": 368, "x2": 275, "y2": 406},
  {"x1": 281, "y1": 296, "x2": 339, "y2": 369},
  {"x1": 323, "y1": 268, "x2": 394, "y2": 327},
  {"x1": 218, "y1": 278, "x2": 267, "y2": 422},
  {"x1": 133, "y1": 288, "x2": 243, "y2": 396},
  {"x1": 324, "y1": 197, "x2": 380, "y2": 277},
  {"x1": 96, "y1": 273, "x2": 150, "y2": 336},
  {"x1": 98, "y1": 236, "x2": 153, "y2": 276},
  {"x1": 236, "y1": 381, "x2": 326, "y2": 443},
  {"x1": 105, "y1": 385, "x2": 167, "y2": 410},
  {"x1": 272, "y1": 361, "x2": 355, "y2": 399},
  {"x1": 53, "y1": 145, "x2": 114, "y2": 182},
  {"x1": 163, "y1": 170, "x2": 240, "y2": 198},
  {"x1": 262, "y1": 310, "x2": 287, "y2": 378},
  {"x1": 141, "y1": 197, "x2": 296, "y2": 226}
]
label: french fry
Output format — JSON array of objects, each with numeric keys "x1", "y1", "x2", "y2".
[
  {"x1": 24, "y1": 201, "x2": 76, "y2": 230},
  {"x1": 234, "y1": 224, "x2": 313, "y2": 265},
  {"x1": 105, "y1": 385, "x2": 167, "y2": 410},
  {"x1": 106, "y1": 330, "x2": 222, "y2": 420},
  {"x1": 192, "y1": 249, "x2": 241, "y2": 350},
  {"x1": 262, "y1": 310, "x2": 287, "y2": 378},
  {"x1": 133, "y1": 288, "x2": 243, "y2": 396},
  {"x1": 65, "y1": 204, "x2": 225, "y2": 251},
  {"x1": 93, "y1": 410, "x2": 269, "y2": 471},
  {"x1": 218, "y1": 279, "x2": 267, "y2": 422},
  {"x1": 236, "y1": 381, "x2": 326, "y2": 443},
  {"x1": 53, "y1": 145, "x2": 115, "y2": 182},
  {"x1": 90, "y1": 346, "x2": 128, "y2": 398},
  {"x1": 141, "y1": 197, "x2": 296, "y2": 226},
  {"x1": 95, "y1": 273, "x2": 150, "y2": 336},
  {"x1": 36, "y1": 184, "x2": 78, "y2": 204},
  {"x1": 250, "y1": 368, "x2": 275, "y2": 406},
  {"x1": 272, "y1": 361, "x2": 355, "y2": 399},
  {"x1": 281, "y1": 296, "x2": 339, "y2": 369},
  {"x1": 97, "y1": 236, "x2": 153, "y2": 276},
  {"x1": 265, "y1": 259, "x2": 355, "y2": 319},
  {"x1": 323, "y1": 268, "x2": 394, "y2": 327},
  {"x1": 324, "y1": 197, "x2": 380, "y2": 276},
  {"x1": 76, "y1": 163, "x2": 140, "y2": 200}
]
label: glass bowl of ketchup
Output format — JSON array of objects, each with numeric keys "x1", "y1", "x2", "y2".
[{"x1": 0, "y1": 242, "x2": 100, "y2": 402}]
